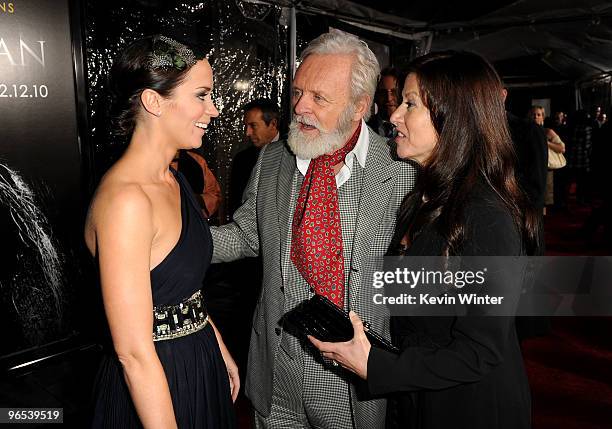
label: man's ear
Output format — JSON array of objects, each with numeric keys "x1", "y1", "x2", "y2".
[
  {"x1": 352, "y1": 96, "x2": 370, "y2": 121},
  {"x1": 140, "y1": 89, "x2": 163, "y2": 117},
  {"x1": 270, "y1": 118, "x2": 278, "y2": 130}
]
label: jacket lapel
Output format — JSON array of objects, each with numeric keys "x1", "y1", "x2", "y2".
[
  {"x1": 276, "y1": 143, "x2": 296, "y2": 281},
  {"x1": 349, "y1": 131, "x2": 399, "y2": 304}
]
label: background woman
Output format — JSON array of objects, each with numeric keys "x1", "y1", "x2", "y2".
[
  {"x1": 310, "y1": 51, "x2": 537, "y2": 428},
  {"x1": 171, "y1": 149, "x2": 222, "y2": 219},
  {"x1": 85, "y1": 35, "x2": 237, "y2": 428}
]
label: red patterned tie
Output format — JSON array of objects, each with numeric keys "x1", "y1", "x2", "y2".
[{"x1": 291, "y1": 122, "x2": 362, "y2": 308}]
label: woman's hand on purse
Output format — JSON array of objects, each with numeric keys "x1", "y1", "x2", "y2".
[{"x1": 308, "y1": 311, "x2": 371, "y2": 379}]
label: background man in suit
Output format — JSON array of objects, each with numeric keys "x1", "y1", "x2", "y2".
[
  {"x1": 367, "y1": 67, "x2": 402, "y2": 139},
  {"x1": 502, "y1": 89, "x2": 547, "y2": 253},
  {"x1": 230, "y1": 99, "x2": 280, "y2": 215},
  {"x1": 503, "y1": 90, "x2": 549, "y2": 340},
  {"x1": 210, "y1": 30, "x2": 416, "y2": 428}
]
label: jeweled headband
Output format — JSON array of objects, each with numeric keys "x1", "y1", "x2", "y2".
[{"x1": 147, "y1": 35, "x2": 196, "y2": 71}]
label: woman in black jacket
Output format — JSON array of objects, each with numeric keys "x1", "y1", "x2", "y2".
[{"x1": 310, "y1": 51, "x2": 538, "y2": 429}]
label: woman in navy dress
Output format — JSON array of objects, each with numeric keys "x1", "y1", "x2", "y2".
[{"x1": 85, "y1": 35, "x2": 237, "y2": 428}]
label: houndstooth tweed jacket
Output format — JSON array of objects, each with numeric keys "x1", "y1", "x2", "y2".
[{"x1": 210, "y1": 127, "x2": 417, "y2": 425}]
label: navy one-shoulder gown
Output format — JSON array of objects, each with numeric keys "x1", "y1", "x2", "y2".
[{"x1": 91, "y1": 170, "x2": 236, "y2": 428}]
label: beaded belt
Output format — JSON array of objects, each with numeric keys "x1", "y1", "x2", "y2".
[{"x1": 152, "y1": 290, "x2": 209, "y2": 342}]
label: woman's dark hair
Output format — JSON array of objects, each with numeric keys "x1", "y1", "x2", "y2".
[
  {"x1": 108, "y1": 35, "x2": 205, "y2": 137},
  {"x1": 395, "y1": 50, "x2": 539, "y2": 255}
]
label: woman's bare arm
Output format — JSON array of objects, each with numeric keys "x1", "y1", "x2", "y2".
[{"x1": 95, "y1": 185, "x2": 177, "y2": 429}]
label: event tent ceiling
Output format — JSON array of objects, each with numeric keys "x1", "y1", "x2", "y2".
[{"x1": 261, "y1": 0, "x2": 612, "y2": 83}]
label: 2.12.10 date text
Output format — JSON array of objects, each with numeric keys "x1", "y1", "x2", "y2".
[{"x1": 0, "y1": 83, "x2": 49, "y2": 98}]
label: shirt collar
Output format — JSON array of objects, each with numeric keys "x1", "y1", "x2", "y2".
[{"x1": 296, "y1": 119, "x2": 369, "y2": 176}]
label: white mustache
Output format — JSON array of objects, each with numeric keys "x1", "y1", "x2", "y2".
[{"x1": 293, "y1": 115, "x2": 323, "y2": 131}]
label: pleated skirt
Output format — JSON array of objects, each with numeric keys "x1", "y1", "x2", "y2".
[{"x1": 91, "y1": 324, "x2": 236, "y2": 428}]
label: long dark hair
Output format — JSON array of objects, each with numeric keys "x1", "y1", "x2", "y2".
[{"x1": 395, "y1": 51, "x2": 539, "y2": 255}]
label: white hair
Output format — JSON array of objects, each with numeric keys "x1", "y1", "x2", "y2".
[{"x1": 300, "y1": 29, "x2": 380, "y2": 121}]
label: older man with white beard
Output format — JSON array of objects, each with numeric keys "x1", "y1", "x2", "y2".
[{"x1": 211, "y1": 30, "x2": 416, "y2": 428}]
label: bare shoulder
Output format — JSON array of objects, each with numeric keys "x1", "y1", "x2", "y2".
[{"x1": 84, "y1": 172, "x2": 154, "y2": 255}]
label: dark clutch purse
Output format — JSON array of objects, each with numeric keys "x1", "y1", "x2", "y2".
[{"x1": 282, "y1": 294, "x2": 400, "y2": 354}]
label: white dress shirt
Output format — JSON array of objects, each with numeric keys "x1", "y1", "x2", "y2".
[{"x1": 295, "y1": 120, "x2": 369, "y2": 188}]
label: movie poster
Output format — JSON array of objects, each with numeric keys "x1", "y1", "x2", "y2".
[{"x1": 0, "y1": 0, "x2": 87, "y2": 359}]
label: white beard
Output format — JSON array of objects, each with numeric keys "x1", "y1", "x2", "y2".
[{"x1": 287, "y1": 107, "x2": 356, "y2": 159}]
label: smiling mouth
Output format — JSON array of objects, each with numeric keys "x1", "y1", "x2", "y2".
[{"x1": 195, "y1": 122, "x2": 208, "y2": 130}]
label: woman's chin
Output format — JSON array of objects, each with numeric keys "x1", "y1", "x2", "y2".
[
  {"x1": 396, "y1": 147, "x2": 413, "y2": 161},
  {"x1": 397, "y1": 152, "x2": 424, "y2": 166},
  {"x1": 190, "y1": 139, "x2": 204, "y2": 149}
]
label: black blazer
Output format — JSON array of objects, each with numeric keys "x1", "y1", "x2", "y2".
[
  {"x1": 367, "y1": 184, "x2": 531, "y2": 429},
  {"x1": 229, "y1": 145, "x2": 260, "y2": 216},
  {"x1": 507, "y1": 112, "x2": 547, "y2": 212}
]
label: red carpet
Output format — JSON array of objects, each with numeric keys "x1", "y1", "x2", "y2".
[
  {"x1": 523, "y1": 320, "x2": 612, "y2": 429},
  {"x1": 522, "y1": 190, "x2": 612, "y2": 429}
]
